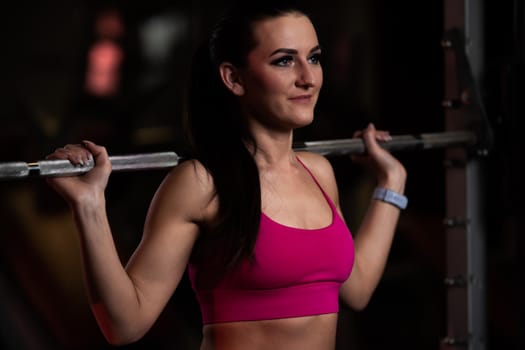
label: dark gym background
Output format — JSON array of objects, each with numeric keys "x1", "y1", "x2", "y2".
[{"x1": 0, "y1": 0, "x2": 522, "y2": 349}]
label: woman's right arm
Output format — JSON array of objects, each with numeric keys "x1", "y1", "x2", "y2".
[{"x1": 47, "y1": 141, "x2": 215, "y2": 345}]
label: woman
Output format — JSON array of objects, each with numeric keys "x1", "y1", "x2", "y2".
[{"x1": 47, "y1": 1, "x2": 407, "y2": 349}]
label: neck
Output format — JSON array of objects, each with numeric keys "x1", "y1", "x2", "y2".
[{"x1": 246, "y1": 124, "x2": 297, "y2": 171}]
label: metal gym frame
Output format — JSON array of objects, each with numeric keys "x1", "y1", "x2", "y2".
[{"x1": 442, "y1": 0, "x2": 488, "y2": 349}]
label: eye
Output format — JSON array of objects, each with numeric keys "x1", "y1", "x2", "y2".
[
  {"x1": 271, "y1": 55, "x2": 294, "y2": 67},
  {"x1": 308, "y1": 52, "x2": 322, "y2": 65}
]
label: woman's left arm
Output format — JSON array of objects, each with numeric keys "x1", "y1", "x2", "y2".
[{"x1": 339, "y1": 123, "x2": 407, "y2": 310}]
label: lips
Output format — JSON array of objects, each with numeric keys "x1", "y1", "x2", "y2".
[{"x1": 289, "y1": 95, "x2": 312, "y2": 102}]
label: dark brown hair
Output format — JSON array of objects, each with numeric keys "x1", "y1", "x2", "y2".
[{"x1": 184, "y1": 0, "x2": 307, "y2": 283}]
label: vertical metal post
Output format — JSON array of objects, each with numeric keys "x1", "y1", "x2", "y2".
[{"x1": 442, "y1": 0, "x2": 487, "y2": 349}]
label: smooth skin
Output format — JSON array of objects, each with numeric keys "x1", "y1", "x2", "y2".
[{"x1": 47, "y1": 13, "x2": 406, "y2": 350}]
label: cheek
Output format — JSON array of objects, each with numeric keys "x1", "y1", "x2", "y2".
[
  {"x1": 247, "y1": 67, "x2": 290, "y2": 94},
  {"x1": 315, "y1": 67, "x2": 323, "y2": 90}
]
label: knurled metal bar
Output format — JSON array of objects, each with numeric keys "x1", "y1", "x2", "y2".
[{"x1": 0, "y1": 131, "x2": 475, "y2": 180}]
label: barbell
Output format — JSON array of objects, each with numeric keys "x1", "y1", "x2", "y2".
[{"x1": 0, "y1": 130, "x2": 476, "y2": 180}]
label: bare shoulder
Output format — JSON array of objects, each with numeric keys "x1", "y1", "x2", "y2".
[
  {"x1": 161, "y1": 159, "x2": 214, "y2": 193},
  {"x1": 150, "y1": 159, "x2": 217, "y2": 225},
  {"x1": 295, "y1": 151, "x2": 334, "y2": 174},
  {"x1": 295, "y1": 151, "x2": 339, "y2": 202}
]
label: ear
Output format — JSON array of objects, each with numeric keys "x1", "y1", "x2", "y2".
[{"x1": 219, "y1": 62, "x2": 245, "y2": 96}]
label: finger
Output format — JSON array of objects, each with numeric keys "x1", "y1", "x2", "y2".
[
  {"x1": 46, "y1": 147, "x2": 68, "y2": 160},
  {"x1": 374, "y1": 130, "x2": 392, "y2": 143},
  {"x1": 75, "y1": 144, "x2": 93, "y2": 165},
  {"x1": 82, "y1": 140, "x2": 111, "y2": 169},
  {"x1": 62, "y1": 145, "x2": 84, "y2": 166},
  {"x1": 62, "y1": 144, "x2": 92, "y2": 166},
  {"x1": 362, "y1": 123, "x2": 384, "y2": 154},
  {"x1": 46, "y1": 144, "x2": 90, "y2": 166}
]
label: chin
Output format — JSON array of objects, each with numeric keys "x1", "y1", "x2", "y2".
[{"x1": 291, "y1": 114, "x2": 315, "y2": 129}]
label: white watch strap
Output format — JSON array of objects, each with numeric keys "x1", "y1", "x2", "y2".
[{"x1": 372, "y1": 187, "x2": 408, "y2": 210}]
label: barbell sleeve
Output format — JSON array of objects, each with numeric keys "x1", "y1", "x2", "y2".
[
  {"x1": 0, "y1": 152, "x2": 181, "y2": 180},
  {"x1": 0, "y1": 131, "x2": 476, "y2": 180}
]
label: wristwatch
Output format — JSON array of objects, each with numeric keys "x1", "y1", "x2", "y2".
[{"x1": 372, "y1": 187, "x2": 408, "y2": 210}]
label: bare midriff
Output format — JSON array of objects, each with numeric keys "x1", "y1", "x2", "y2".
[{"x1": 200, "y1": 313, "x2": 338, "y2": 350}]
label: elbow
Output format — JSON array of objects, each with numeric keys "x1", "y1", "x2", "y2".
[
  {"x1": 349, "y1": 295, "x2": 371, "y2": 311},
  {"x1": 92, "y1": 305, "x2": 150, "y2": 346},
  {"x1": 341, "y1": 286, "x2": 374, "y2": 312},
  {"x1": 106, "y1": 335, "x2": 141, "y2": 347},
  {"x1": 101, "y1": 325, "x2": 149, "y2": 346},
  {"x1": 105, "y1": 334, "x2": 133, "y2": 347}
]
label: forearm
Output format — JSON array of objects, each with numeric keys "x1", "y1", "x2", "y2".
[
  {"x1": 72, "y1": 197, "x2": 148, "y2": 344},
  {"x1": 342, "y1": 176, "x2": 406, "y2": 309},
  {"x1": 354, "y1": 199, "x2": 401, "y2": 288}
]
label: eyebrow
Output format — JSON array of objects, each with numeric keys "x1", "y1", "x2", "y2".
[{"x1": 269, "y1": 45, "x2": 321, "y2": 57}]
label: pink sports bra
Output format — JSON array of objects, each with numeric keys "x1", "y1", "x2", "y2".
[{"x1": 188, "y1": 158, "x2": 355, "y2": 324}]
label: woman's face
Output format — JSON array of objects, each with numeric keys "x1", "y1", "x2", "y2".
[{"x1": 237, "y1": 13, "x2": 323, "y2": 131}]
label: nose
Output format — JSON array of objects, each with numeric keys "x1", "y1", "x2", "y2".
[{"x1": 295, "y1": 63, "x2": 316, "y2": 89}]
